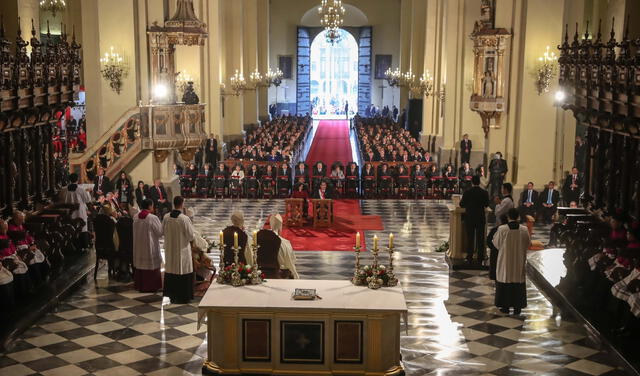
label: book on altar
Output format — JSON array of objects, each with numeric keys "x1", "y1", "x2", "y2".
[{"x1": 292, "y1": 288, "x2": 318, "y2": 300}]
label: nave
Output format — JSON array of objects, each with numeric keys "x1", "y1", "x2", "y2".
[{"x1": 0, "y1": 200, "x2": 623, "y2": 376}]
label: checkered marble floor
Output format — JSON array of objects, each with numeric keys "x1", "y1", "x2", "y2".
[{"x1": 0, "y1": 199, "x2": 628, "y2": 376}]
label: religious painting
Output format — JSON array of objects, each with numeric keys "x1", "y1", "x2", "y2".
[
  {"x1": 374, "y1": 55, "x2": 392, "y2": 79},
  {"x1": 278, "y1": 55, "x2": 293, "y2": 79},
  {"x1": 334, "y1": 321, "x2": 363, "y2": 363},
  {"x1": 281, "y1": 321, "x2": 324, "y2": 364},
  {"x1": 243, "y1": 319, "x2": 271, "y2": 361}
]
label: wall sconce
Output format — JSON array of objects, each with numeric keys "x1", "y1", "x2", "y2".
[
  {"x1": 100, "y1": 46, "x2": 128, "y2": 94},
  {"x1": 534, "y1": 46, "x2": 558, "y2": 95}
]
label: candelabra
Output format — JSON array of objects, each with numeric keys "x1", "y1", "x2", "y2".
[
  {"x1": 384, "y1": 67, "x2": 435, "y2": 98},
  {"x1": 410, "y1": 71, "x2": 435, "y2": 98},
  {"x1": 352, "y1": 234, "x2": 362, "y2": 285},
  {"x1": 40, "y1": 0, "x2": 66, "y2": 17},
  {"x1": 385, "y1": 67, "x2": 402, "y2": 88},
  {"x1": 367, "y1": 237, "x2": 382, "y2": 289},
  {"x1": 248, "y1": 67, "x2": 284, "y2": 89},
  {"x1": 318, "y1": 0, "x2": 345, "y2": 44},
  {"x1": 534, "y1": 45, "x2": 558, "y2": 95},
  {"x1": 99, "y1": 46, "x2": 128, "y2": 94}
]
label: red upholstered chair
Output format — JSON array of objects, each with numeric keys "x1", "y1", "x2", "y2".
[
  {"x1": 363, "y1": 176, "x2": 376, "y2": 199},
  {"x1": 213, "y1": 174, "x2": 227, "y2": 199},
  {"x1": 414, "y1": 176, "x2": 427, "y2": 199},
  {"x1": 229, "y1": 176, "x2": 243, "y2": 199}
]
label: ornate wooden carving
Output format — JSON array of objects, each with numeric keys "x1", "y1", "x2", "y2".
[
  {"x1": 285, "y1": 198, "x2": 304, "y2": 227},
  {"x1": 312, "y1": 199, "x2": 333, "y2": 228}
]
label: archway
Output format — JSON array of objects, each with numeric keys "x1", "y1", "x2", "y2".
[{"x1": 310, "y1": 29, "x2": 358, "y2": 118}]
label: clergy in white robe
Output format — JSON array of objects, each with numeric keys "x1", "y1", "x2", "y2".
[
  {"x1": 133, "y1": 199, "x2": 163, "y2": 292},
  {"x1": 59, "y1": 174, "x2": 92, "y2": 232},
  {"x1": 494, "y1": 183, "x2": 514, "y2": 221},
  {"x1": 493, "y1": 208, "x2": 530, "y2": 315},
  {"x1": 162, "y1": 196, "x2": 195, "y2": 304},
  {"x1": 270, "y1": 214, "x2": 299, "y2": 278}
]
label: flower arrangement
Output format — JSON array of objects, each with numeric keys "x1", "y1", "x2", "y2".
[
  {"x1": 217, "y1": 262, "x2": 265, "y2": 286},
  {"x1": 352, "y1": 264, "x2": 393, "y2": 287}
]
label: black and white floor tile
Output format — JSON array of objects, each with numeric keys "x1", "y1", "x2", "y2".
[{"x1": 0, "y1": 199, "x2": 628, "y2": 375}]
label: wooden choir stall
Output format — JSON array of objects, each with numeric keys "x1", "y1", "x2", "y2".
[{"x1": 198, "y1": 279, "x2": 407, "y2": 376}]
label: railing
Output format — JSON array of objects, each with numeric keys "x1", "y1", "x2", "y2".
[{"x1": 70, "y1": 104, "x2": 208, "y2": 183}]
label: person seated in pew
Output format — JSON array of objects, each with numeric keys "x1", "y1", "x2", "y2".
[
  {"x1": 442, "y1": 164, "x2": 458, "y2": 193},
  {"x1": 427, "y1": 164, "x2": 441, "y2": 191},
  {"x1": 186, "y1": 163, "x2": 199, "y2": 189},
  {"x1": 278, "y1": 162, "x2": 292, "y2": 195},
  {"x1": 312, "y1": 162, "x2": 326, "y2": 191},
  {"x1": 295, "y1": 162, "x2": 308, "y2": 184},
  {"x1": 0, "y1": 219, "x2": 31, "y2": 297},
  {"x1": 459, "y1": 162, "x2": 475, "y2": 192},
  {"x1": 230, "y1": 164, "x2": 245, "y2": 194},
  {"x1": 518, "y1": 182, "x2": 539, "y2": 221},
  {"x1": 313, "y1": 180, "x2": 333, "y2": 200},
  {"x1": 264, "y1": 214, "x2": 299, "y2": 278},
  {"x1": 8, "y1": 211, "x2": 48, "y2": 285},
  {"x1": 330, "y1": 164, "x2": 345, "y2": 192},
  {"x1": 199, "y1": 163, "x2": 214, "y2": 196},
  {"x1": 604, "y1": 224, "x2": 640, "y2": 283},
  {"x1": 539, "y1": 181, "x2": 560, "y2": 225},
  {"x1": 245, "y1": 164, "x2": 261, "y2": 198},
  {"x1": 292, "y1": 177, "x2": 310, "y2": 218},
  {"x1": 378, "y1": 164, "x2": 393, "y2": 197}
]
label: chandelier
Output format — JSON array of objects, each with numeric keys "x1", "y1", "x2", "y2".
[
  {"x1": 229, "y1": 70, "x2": 247, "y2": 96},
  {"x1": 534, "y1": 45, "x2": 558, "y2": 95},
  {"x1": 318, "y1": 0, "x2": 345, "y2": 44},
  {"x1": 39, "y1": 0, "x2": 66, "y2": 17}
]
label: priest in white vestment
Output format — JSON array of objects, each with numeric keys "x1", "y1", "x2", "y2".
[
  {"x1": 162, "y1": 196, "x2": 195, "y2": 304},
  {"x1": 493, "y1": 208, "x2": 531, "y2": 315},
  {"x1": 133, "y1": 199, "x2": 163, "y2": 292},
  {"x1": 59, "y1": 173, "x2": 92, "y2": 233},
  {"x1": 269, "y1": 214, "x2": 299, "y2": 278}
]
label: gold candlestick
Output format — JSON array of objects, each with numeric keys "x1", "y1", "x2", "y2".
[
  {"x1": 386, "y1": 244, "x2": 398, "y2": 287},
  {"x1": 368, "y1": 240, "x2": 382, "y2": 289},
  {"x1": 352, "y1": 244, "x2": 362, "y2": 285},
  {"x1": 216, "y1": 239, "x2": 225, "y2": 284},
  {"x1": 250, "y1": 242, "x2": 262, "y2": 284},
  {"x1": 231, "y1": 245, "x2": 243, "y2": 287}
]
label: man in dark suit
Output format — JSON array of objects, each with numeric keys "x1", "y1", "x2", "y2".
[
  {"x1": 149, "y1": 179, "x2": 171, "y2": 217},
  {"x1": 93, "y1": 167, "x2": 112, "y2": 198},
  {"x1": 489, "y1": 151, "x2": 508, "y2": 199},
  {"x1": 562, "y1": 167, "x2": 582, "y2": 205},
  {"x1": 459, "y1": 175, "x2": 490, "y2": 264},
  {"x1": 295, "y1": 162, "x2": 308, "y2": 184},
  {"x1": 460, "y1": 134, "x2": 472, "y2": 164},
  {"x1": 312, "y1": 181, "x2": 332, "y2": 200},
  {"x1": 518, "y1": 182, "x2": 539, "y2": 220},
  {"x1": 205, "y1": 135, "x2": 218, "y2": 166},
  {"x1": 539, "y1": 181, "x2": 560, "y2": 224}
]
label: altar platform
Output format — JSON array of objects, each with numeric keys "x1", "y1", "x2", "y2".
[{"x1": 198, "y1": 279, "x2": 407, "y2": 375}]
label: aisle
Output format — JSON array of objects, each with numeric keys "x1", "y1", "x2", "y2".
[
  {"x1": 279, "y1": 120, "x2": 381, "y2": 251},
  {"x1": 305, "y1": 120, "x2": 352, "y2": 167}
]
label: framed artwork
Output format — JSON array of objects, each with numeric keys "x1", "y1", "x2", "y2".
[
  {"x1": 243, "y1": 319, "x2": 271, "y2": 362},
  {"x1": 280, "y1": 321, "x2": 324, "y2": 364},
  {"x1": 374, "y1": 55, "x2": 392, "y2": 79},
  {"x1": 278, "y1": 55, "x2": 293, "y2": 79},
  {"x1": 334, "y1": 321, "x2": 363, "y2": 363}
]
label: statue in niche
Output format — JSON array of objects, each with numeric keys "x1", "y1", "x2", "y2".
[
  {"x1": 182, "y1": 81, "x2": 199, "y2": 104},
  {"x1": 481, "y1": 71, "x2": 496, "y2": 97}
]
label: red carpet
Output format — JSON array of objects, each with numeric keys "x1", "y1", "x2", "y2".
[
  {"x1": 279, "y1": 200, "x2": 383, "y2": 251},
  {"x1": 305, "y1": 120, "x2": 354, "y2": 167},
  {"x1": 278, "y1": 120, "x2": 383, "y2": 251}
]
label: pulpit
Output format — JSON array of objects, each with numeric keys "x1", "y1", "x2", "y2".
[
  {"x1": 312, "y1": 199, "x2": 333, "y2": 228},
  {"x1": 284, "y1": 198, "x2": 304, "y2": 227},
  {"x1": 447, "y1": 198, "x2": 490, "y2": 264}
]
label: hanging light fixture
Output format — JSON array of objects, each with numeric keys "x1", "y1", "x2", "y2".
[
  {"x1": 318, "y1": 0, "x2": 345, "y2": 44},
  {"x1": 39, "y1": 0, "x2": 66, "y2": 17}
]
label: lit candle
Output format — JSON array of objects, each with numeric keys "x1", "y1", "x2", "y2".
[
  {"x1": 355, "y1": 232, "x2": 360, "y2": 248},
  {"x1": 253, "y1": 230, "x2": 258, "y2": 246},
  {"x1": 219, "y1": 230, "x2": 224, "y2": 246},
  {"x1": 389, "y1": 233, "x2": 394, "y2": 248},
  {"x1": 234, "y1": 232, "x2": 238, "y2": 248},
  {"x1": 373, "y1": 235, "x2": 378, "y2": 249}
]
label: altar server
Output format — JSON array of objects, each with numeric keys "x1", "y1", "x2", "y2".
[
  {"x1": 133, "y1": 199, "x2": 163, "y2": 292},
  {"x1": 60, "y1": 173, "x2": 92, "y2": 248},
  {"x1": 493, "y1": 208, "x2": 531, "y2": 315},
  {"x1": 162, "y1": 196, "x2": 194, "y2": 304},
  {"x1": 269, "y1": 214, "x2": 299, "y2": 278}
]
